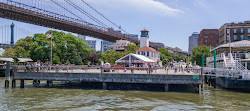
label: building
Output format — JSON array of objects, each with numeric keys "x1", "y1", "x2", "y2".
[
  {"x1": 219, "y1": 21, "x2": 250, "y2": 45},
  {"x1": 115, "y1": 29, "x2": 162, "y2": 67},
  {"x1": 85, "y1": 40, "x2": 96, "y2": 50},
  {"x1": 101, "y1": 40, "x2": 115, "y2": 53},
  {"x1": 188, "y1": 32, "x2": 199, "y2": 53},
  {"x1": 136, "y1": 29, "x2": 161, "y2": 65},
  {"x1": 78, "y1": 34, "x2": 86, "y2": 40},
  {"x1": 198, "y1": 29, "x2": 219, "y2": 47},
  {"x1": 112, "y1": 40, "x2": 133, "y2": 52}
]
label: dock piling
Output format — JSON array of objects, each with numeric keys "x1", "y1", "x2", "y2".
[
  {"x1": 5, "y1": 61, "x2": 11, "y2": 88},
  {"x1": 47, "y1": 80, "x2": 53, "y2": 87},
  {"x1": 102, "y1": 82, "x2": 107, "y2": 90},
  {"x1": 12, "y1": 79, "x2": 16, "y2": 88},
  {"x1": 20, "y1": 80, "x2": 24, "y2": 88},
  {"x1": 164, "y1": 84, "x2": 169, "y2": 92}
]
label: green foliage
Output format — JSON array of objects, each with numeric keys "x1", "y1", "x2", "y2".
[
  {"x1": 158, "y1": 48, "x2": 173, "y2": 66},
  {"x1": 191, "y1": 46, "x2": 211, "y2": 66},
  {"x1": 98, "y1": 43, "x2": 140, "y2": 64},
  {"x1": 3, "y1": 30, "x2": 94, "y2": 65},
  {"x1": 3, "y1": 48, "x2": 16, "y2": 57}
]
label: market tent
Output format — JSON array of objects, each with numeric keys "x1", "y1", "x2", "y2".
[
  {"x1": 115, "y1": 53, "x2": 155, "y2": 65},
  {"x1": 0, "y1": 57, "x2": 14, "y2": 62},
  {"x1": 212, "y1": 40, "x2": 250, "y2": 52},
  {"x1": 17, "y1": 58, "x2": 33, "y2": 62}
]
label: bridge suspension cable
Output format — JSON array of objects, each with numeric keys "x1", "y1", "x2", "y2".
[
  {"x1": 50, "y1": 0, "x2": 85, "y2": 23},
  {"x1": 79, "y1": 0, "x2": 129, "y2": 34},
  {"x1": 63, "y1": 0, "x2": 109, "y2": 28}
]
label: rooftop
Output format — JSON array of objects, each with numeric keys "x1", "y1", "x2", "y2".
[{"x1": 136, "y1": 46, "x2": 159, "y2": 53}]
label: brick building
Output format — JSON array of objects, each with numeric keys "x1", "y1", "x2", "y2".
[
  {"x1": 198, "y1": 29, "x2": 219, "y2": 47},
  {"x1": 219, "y1": 21, "x2": 250, "y2": 45}
]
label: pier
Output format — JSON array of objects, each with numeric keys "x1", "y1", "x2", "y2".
[{"x1": 6, "y1": 65, "x2": 203, "y2": 93}]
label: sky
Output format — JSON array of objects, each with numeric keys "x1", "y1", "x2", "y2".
[{"x1": 1, "y1": 0, "x2": 250, "y2": 51}]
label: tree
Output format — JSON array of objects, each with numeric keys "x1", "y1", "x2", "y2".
[
  {"x1": 4, "y1": 30, "x2": 94, "y2": 65},
  {"x1": 158, "y1": 48, "x2": 173, "y2": 66},
  {"x1": 3, "y1": 48, "x2": 16, "y2": 57},
  {"x1": 191, "y1": 46, "x2": 211, "y2": 66}
]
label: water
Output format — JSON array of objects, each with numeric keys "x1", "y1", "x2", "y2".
[{"x1": 0, "y1": 78, "x2": 250, "y2": 111}]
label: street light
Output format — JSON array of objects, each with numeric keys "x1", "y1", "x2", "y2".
[{"x1": 228, "y1": 26, "x2": 232, "y2": 54}]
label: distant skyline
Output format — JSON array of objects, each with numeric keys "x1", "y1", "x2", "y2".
[{"x1": 1, "y1": 0, "x2": 250, "y2": 51}]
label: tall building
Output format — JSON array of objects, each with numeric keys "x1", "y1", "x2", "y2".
[
  {"x1": 78, "y1": 34, "x2": 86, "y2": 40},
  {"x1": 101, "y1": 40, "x2": 115, "y2": 53},
  {"x1": 188, "y1": 32, "x2": 199, "y2": 53},
  {"x1": 198, "y1": 29, "x2": 219, "y2": 47},
  {"x1": 219, "y1": 21, "x2": 250, "y2": 45},
  {"x1": 85, "y1": 40, "x2": 96, "y2": 50}
]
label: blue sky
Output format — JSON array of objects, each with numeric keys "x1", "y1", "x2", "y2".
[{"x1": 1, "y1": 0, "x2": 250, "y2": 51}]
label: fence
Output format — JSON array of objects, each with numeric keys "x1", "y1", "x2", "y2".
[{"x1": 13, "y1": 65, "x2": 202, "y2": 75}]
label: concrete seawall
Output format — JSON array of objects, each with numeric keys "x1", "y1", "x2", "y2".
[{"x1": 13, "y1": 72, "x2": 202, "y2": 85}]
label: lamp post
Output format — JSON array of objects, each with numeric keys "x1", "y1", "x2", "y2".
[{"x1": 228, "y1": 26, "x2": 232, "y2": 54}]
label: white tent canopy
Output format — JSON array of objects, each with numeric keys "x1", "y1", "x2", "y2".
[
  {"x1": 212, "y1": 40, "x2": 250, "y2": 52},
  {"x1": 115, "y1": 53, "x2": 155, "y2": 64},
  {"x1": 0, "y1": 57, "x2": 14, "y2": 62},
  {"x1": 17, "y1": 58, "x2": 33, "y2": 62}
]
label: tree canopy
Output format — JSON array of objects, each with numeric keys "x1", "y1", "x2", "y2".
[
  {"x1": 3, "y1": 30, "x2": 94, "y2": 65},
  {"x1": 191, "y1": 46, "x2": 211, "y2": 66}
]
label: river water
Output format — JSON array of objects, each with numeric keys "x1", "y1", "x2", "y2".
[{"x1": 0, "y1": 78, "x2": 250, "y2": 111}]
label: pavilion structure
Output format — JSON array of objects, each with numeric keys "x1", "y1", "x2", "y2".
[{"x1": 115, "y1": 53, "x2": 155, "y2": 67}]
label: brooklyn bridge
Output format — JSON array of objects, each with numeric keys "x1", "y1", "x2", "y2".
[{"x1": 0, "y1": 0, "x2": 164, "y2": 49}]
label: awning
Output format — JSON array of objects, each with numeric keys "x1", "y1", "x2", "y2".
[
  {"x1": 0, "y1": 57, "x2": 14, "y2": 62},
  {"x1": 17, "y1": 58, "x2": 33, "y2": 62},
  {"x1": 212, "y1": 40, "x2": 250, "y2": 52},
  {"x1": 115, "y1": 53, "x2": 155, "y2": 63}
]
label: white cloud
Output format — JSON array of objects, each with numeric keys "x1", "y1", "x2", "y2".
[{"x1": 85, "y1": 0, "x2": 183, "y2": 16}]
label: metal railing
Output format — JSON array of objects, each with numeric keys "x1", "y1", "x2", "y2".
[{"x1": 13, "y1": 65, "x2": 202, "y2": 75}]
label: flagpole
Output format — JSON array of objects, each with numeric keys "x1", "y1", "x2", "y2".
[{"x1": 50, "y1": 34, "x2": 52, "y2": 65}]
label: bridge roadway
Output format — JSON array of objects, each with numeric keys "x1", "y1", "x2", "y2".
[
  {"x1": 10, "y1": 68, "x2": 203, "y2": 92},
  {"x1": 0, "y1": 1, "x2": 162, "y2": 49}
]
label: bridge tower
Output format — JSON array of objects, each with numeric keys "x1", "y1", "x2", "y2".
[
  {"x1": 140, "y1": 29, "x2": 149, "y2": 48},
  {"x1": 10, "y1": 23, "x2": 14, "y2": 47}
]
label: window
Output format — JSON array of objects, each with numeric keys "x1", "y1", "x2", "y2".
[
  {"x1": 147, "y1": 52, "x2": 149, "y2": 57},
  {"x1": 211, "y1": 40, "x2": 213, "y2": 42},
  {"x1": 248, "y1": 29, "x2": 250, "y2": 33},
  {"x1": 142, "y1": 52, "x2": 145, "y2": 55},
  {"x1": 204, "y1": 36, "x2": 208, "y2": 38},
  {"x1": 227, "y1": 29, "x2": 230, "y2": 34},
  {"x1": 241, "y1": 29, "x2": 244, "y2": 33},
  {"x1": 248, "y1": 36, "x2": 250, "y2": 40},
  {"x1": 211, "y1": 36, "x2": 214, "y2": 38},
  {"x1": 227, "y1": 36, "x2": 230, "y2": 41},
  {"x1": 233, "y1": 29, "x2": 237, "y2": 33},
  {"x1": 241, "y1": 35, "x2": 244, "y2": 40},
  {"x1": 233, "y1": 35, "x2": 237, "y2": 40},
  {"x1": 205, "y1": 40, "x2": 207, "y2": 42}
]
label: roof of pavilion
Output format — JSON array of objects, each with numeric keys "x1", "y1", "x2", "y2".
[
  {"x1": 115, "y1": 53, "x2": 155, "y2": 63},
  {"x1": 211, "y1": 40, "x2": 250, "y2": 52},
  {"x1": 136, "y1": 46, "x2": 160, "y2": 53}
]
